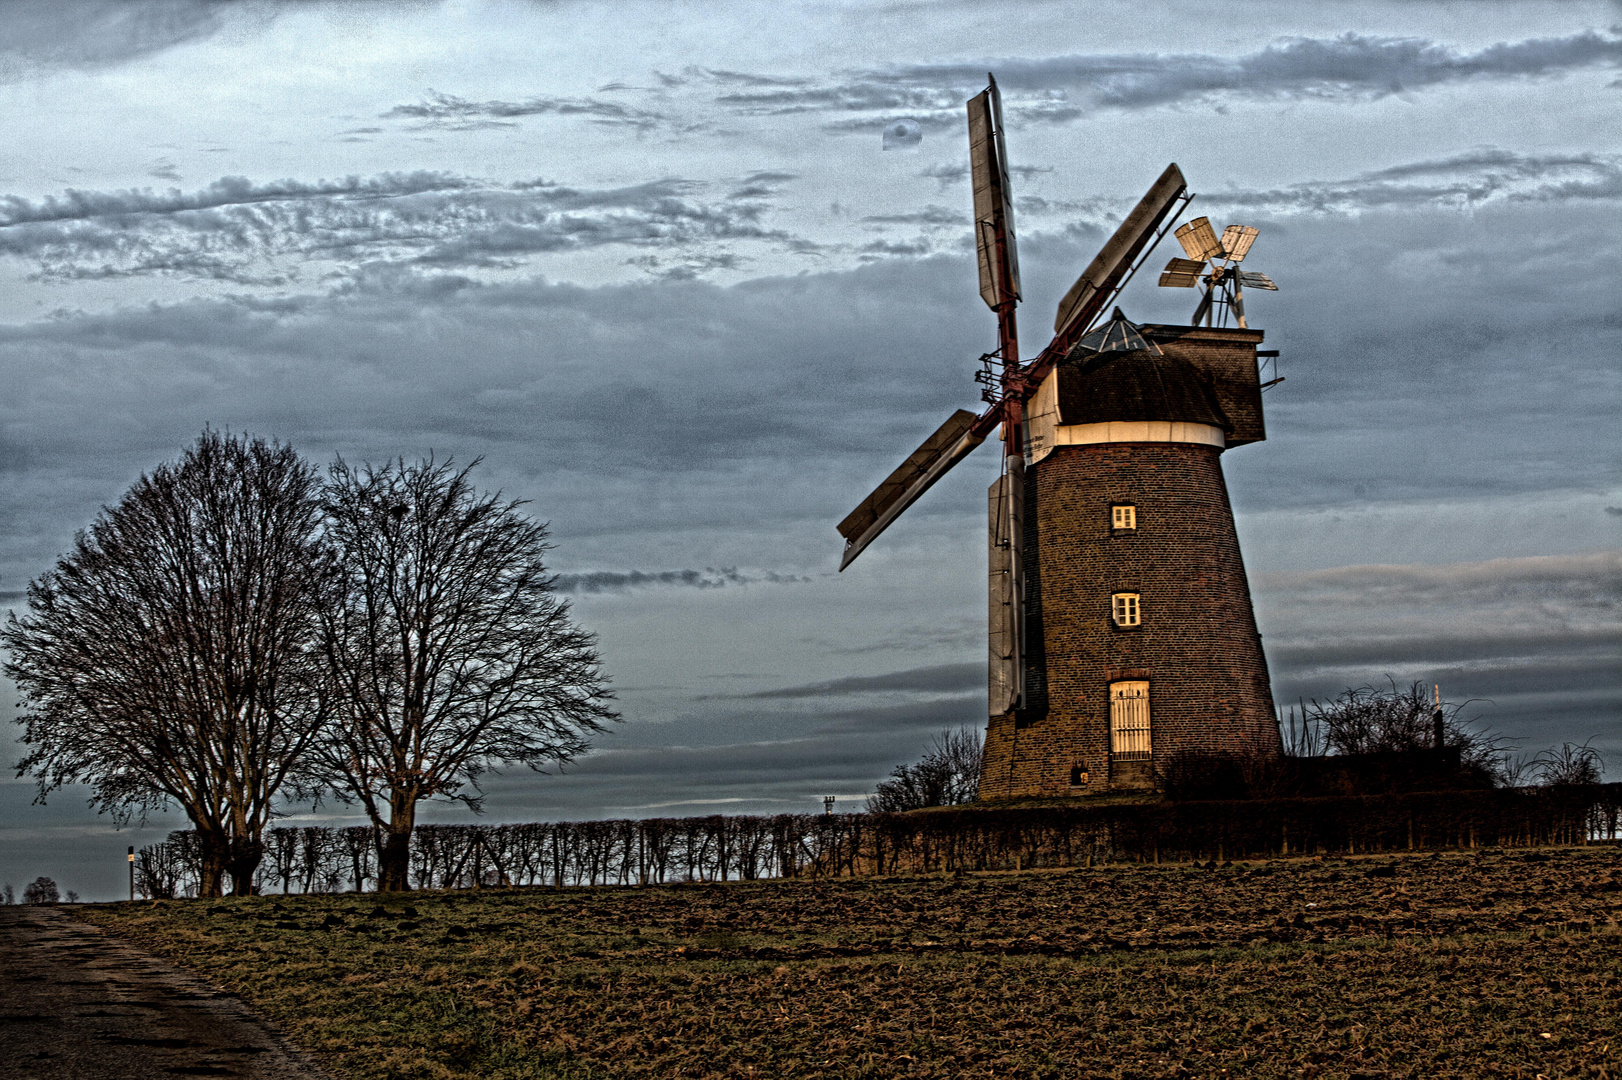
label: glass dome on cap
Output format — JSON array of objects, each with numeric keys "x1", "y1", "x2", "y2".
[{"x1": 1071, "y1": 308, "x2": 1160, "y2": 355}]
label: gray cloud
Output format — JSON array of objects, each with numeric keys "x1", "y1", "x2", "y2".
[
  {"x1": 1205, "y1": 150, "x2": 1622, "y2": 213},
  {"x1": 384, "y1": 90, "x2": 669, "y2": 132},
  {"x1": 0, "y1": 0, "x2": 235, "y2": 77},
  {"x1": 1259, "y1": 551, "x2": 1622, "y2": 620},
  {"x1": 710, "y1": 30, "x2": 1622, "y2": 131},
  {"x1": 861, "y1": 205, "x2": 965, "y2": 228},
  {"x1": 732, "y1": 662, "x2": 982, "y2": 700},
  {"x1": 553, "y1": 568, "x2": 811, "y2": 594},
  {"x1": 0, "y1": 172, "x2": 802, "y2": 283}
]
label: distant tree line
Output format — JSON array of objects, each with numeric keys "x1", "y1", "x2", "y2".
[
  {"x1": 131, "y1": 780, "x2": 1622, "y2": 897},
  {"x1": 0, "y1": 877, "x2": 75, "y2": 904},
  {"x1": 3, "y1": 431, "x2": 616, "y2": 897}
]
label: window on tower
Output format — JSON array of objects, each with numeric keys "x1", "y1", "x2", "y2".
[
  {"x1": 1110, "y1": 681, "x2": 1151, "y2": 757},
  {"x1": 1111, "y1": 592, "x2": 1141, "y2": 627},
  {"x1": 1112, "y1": 504, "x2": 1137, "y2": 530}
]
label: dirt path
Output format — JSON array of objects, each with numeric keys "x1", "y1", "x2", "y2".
[{"x1": 0, "y1": 905, "x2": 328, "y2": 1079}]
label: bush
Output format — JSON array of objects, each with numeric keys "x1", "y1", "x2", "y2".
[{"x1": 1157, "y1": 749, "x2": 1286, "y2": 801}]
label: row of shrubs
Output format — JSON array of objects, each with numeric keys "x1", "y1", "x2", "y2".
[{"x1": 135, "y1": 783, "x2": 1622, "y2": 898}]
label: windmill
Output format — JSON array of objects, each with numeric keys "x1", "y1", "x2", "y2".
[
  {"x1": 836, "y1": 74, "x2": 1283, "y2": 798},
  {"x1": 1158, "y1": 216, "x2": 1278, "y2": 328}
]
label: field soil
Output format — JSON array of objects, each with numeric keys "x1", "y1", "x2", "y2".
[{"x1": 83, "y1": 846, "x2": 1622, "y2": 1080}]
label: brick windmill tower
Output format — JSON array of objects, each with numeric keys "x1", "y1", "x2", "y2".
[{"x1": 836, "y1": 75, "x2": 1282, "y2": 798}]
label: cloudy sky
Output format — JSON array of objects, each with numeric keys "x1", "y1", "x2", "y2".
[{"x1": 1, "y1": 0, "x2": 1618, "y2": 899}]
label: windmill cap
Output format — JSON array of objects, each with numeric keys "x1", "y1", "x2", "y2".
[{"x1": 1059, "y1": 311, "x2": 1229, "y2": 431}]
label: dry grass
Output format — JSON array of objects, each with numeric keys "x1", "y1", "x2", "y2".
[{"x1": 82, "y1": 846, "x2": 1622, "y2": 1079}]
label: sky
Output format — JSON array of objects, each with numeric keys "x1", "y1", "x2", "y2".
[{"x1": 0, "y1": 0, "x2": 1618, "y2": 900}]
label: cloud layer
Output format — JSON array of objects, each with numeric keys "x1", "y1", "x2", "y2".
[
  {"x1": 708, "y1": 30, "x2": 1622, "y2": 131},
  {"x1": 0, "y1": 172, "x2": 799, "y2": 284},
  {"x1": 7, "y1": 148, "x2": 1622, "y2": 288},
  {"x1": 385, "y1": 91, "x2": 669, "y2": 132},
  {"x1": 0, "y1": 0, "x2": 232, "y2": 78},
  {"x1": 552, "y1": 568, "x2": 810, "y2": 594}
]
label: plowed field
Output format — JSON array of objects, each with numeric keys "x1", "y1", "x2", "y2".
[{"x1": 84, "y1": 846, "x2": 1622, "y2": 1079}]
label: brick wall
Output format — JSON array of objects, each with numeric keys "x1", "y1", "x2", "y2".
[{"x1": 979, "y1": 440, "x2": 1280, "y2": 799}]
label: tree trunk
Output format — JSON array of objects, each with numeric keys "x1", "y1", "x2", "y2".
[
  {"x1": 226, "y1": 836, "x2": 263, "y2": 897},
  {"x1": 196, "y1": 828, "x2": 229, "y2": 898},
  {"x1": 376, "y1": 796, "x2": 417, "y2": 892}
]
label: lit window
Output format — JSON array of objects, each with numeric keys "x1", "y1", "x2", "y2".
[
  {"x1": 1112, "y1": 504, "x2": 1136, "y2": 530},
  {"x1": 1111, "y1": 592, "x2": 1141, "y2": 627},
  {"x1": 1110, "y1": 681, "x2": 1151, "y2": 757}
]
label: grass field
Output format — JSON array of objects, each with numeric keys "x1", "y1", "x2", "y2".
[{"x1": 83, "y1": 846, "x2": 1622, "y2": 1079}]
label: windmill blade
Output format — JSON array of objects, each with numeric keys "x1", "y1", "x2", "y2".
[
  {"x1": 1175, "y1": 216, "x2": 1223, "y2": 262},
  {"x1": 838, "y1": 410, "x2": 988, "y2": 570},
  {"x1": 1238, "y1": 270, "x2": 1277, "y2": 291},
  {"x1": 968, "y1": 76, "x2": 1020, "y2": 311},
  {"x1": 1053, "y1": 163, "x2": 1188, "y2": 340},
  {"x1": 1221, "y1": 224, "x2": 1259, "y2": 262},
  {"x1": 1159, "y1": 257, "x2": 1206, "y2": 288}
]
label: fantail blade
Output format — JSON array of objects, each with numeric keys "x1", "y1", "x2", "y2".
[
  {"x1": 1159, "y1": 257, "x2": 1206, "y2": 288},
  {"x1": 1175, "y1": 217, "x2": 1222, "y2": 262},
  {"x1": 1221, "y1": 224, "x2": 1259, "y2": 262}
]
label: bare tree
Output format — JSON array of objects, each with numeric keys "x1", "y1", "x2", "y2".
[
  {"x1": 867, "y1": 728, "x2": 983, "y2": 813},
  {"x1": 317, "y1": 456, "x2": 616, "y2": 891},
  {"x1": 1534, "y1": 741, "x2": 1604, "y2": 786},
  {"x1": 23, "y1": 877, "x2": 59, "y2": 904},
  {"x1": 1295, "y1": 679, "x2": 1511, "y2": 778},
  {"x1": 3, "y1": 431, "x2": 330, "y2": 896}
]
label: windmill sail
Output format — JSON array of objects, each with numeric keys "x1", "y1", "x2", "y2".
[
  {"x1": 838, "y1": 410, "x2": 986, "y2": 570},
  {"x1": 968, "y1": 77, "x2": 1020, "y2": 310},
  {"x1": 1053, "y1": 163, "x2": 1188, "y2": 341},
  {"x1": 988, "y1": 456, "x2": 1024, "y2": 713}
]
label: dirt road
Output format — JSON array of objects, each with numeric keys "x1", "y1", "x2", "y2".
[{"x1": 0, "y1": 905, "x2": 326, "y2": 1079}]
